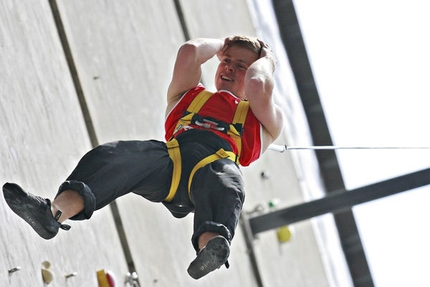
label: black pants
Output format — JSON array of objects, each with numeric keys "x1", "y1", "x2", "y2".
[{"x1": 56, "y1": 129, "x2": 245, "y2": 251}]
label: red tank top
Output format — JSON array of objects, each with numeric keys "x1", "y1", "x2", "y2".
[{"x1": 165, "y1": 85, "x2": 262, "y2": 166}]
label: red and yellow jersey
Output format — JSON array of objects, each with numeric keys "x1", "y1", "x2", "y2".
[{"x1": 165, "y1": 85, "x2": 262, "y2": 166}]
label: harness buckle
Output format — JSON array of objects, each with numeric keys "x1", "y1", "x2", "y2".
[
  {"x1": 216, "y1": 149, "x2": 229, "y2": 159},
  {"x1": 192, "y1": 114, "x2": 229, "y2": 133}
]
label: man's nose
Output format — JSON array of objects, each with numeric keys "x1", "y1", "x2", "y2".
[{"x1": 225, "y1": 64, "x2": 234, "y2": 72}]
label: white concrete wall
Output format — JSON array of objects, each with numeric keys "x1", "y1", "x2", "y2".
[
  {"x1": 0, "y1": 0, "x2": 337, "y2": 286},
  {"x1": 0, "y1": 1, "x2": 128, "y2": 286}
]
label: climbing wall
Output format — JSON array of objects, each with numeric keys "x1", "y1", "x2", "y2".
[
  {"x1": 0, "y1": 0, "x2": 336, "y2": 286},
  {"x1": 0, "y1": 1, "x2": 128, "y2": 286}
]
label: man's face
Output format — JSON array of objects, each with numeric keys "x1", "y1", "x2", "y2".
[{"x1": 215, "y1": 45, "x2": 259, "y2": 99}]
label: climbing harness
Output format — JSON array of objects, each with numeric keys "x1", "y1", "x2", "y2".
[
  {"x1": 165, "y1": 90, "x2": 249, "y2": 203},
  {"x1": 165, "y1": 138, "x2": 181, "y2": 202},
  {"x1": 187, "y1": 148, "x2": 237, "y2": 201}
]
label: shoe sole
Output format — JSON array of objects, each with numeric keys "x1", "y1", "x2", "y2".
[
  {"x1": 187, "y1": 236, "x2": 230, "y2": 279},
  {"x1": 3, "y1": 183, "x2": 58, "y2": 239}
]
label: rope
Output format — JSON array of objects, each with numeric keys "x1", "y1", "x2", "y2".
[{"x1": 268, "y1": 144, "x2": 430, "y2": 153}]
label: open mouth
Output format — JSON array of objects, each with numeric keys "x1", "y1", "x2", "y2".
[{"x1": 221, "y1": 75, "x2": 233, "y2": 82}]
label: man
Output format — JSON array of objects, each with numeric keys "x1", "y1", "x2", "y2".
[{"x1": 3, "y1": 36, "x2": 283, "y2": 279}]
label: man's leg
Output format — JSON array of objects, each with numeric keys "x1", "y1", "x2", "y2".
[
  {"x1": 198, "y1": 231, "x2": 220, "y2": 249},
  {"x1": 4, "y1": 139, "x2": 172, "y2": 239},
  {"x1": 187, "y1": 159, "x2": 245, "y2": 279},
  {"x1": 51, "y1": 189, "x2": 84, "y2": 223}
]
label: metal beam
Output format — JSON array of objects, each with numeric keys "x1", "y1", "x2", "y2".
[
  {"x1": 250, "y1": 167, "x2": 430, "y2": 234},
  {"x1": 271, "y1": 0, "x2": 373, "y2": 285}
]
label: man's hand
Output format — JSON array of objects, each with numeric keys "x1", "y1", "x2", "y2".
[
  {"x1": 216, "y1": 37, "x2": 232, "y2": 61},
  {"x1": 258, "y1": 39, "x2": 277, "y2": 72}
]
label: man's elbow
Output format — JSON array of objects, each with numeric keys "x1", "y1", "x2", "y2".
[
  {"x1": 246, "y1": 76, "x2": 274, "y2": 100},
  {"x1": 177, "y1": 42, "x2": 199, "y2": 64}
]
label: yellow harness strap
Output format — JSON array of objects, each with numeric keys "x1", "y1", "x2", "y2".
[
  {"x1": 229, "y1": 100, "x2": 250, "y2": 157},
  {"x1": 188, "y1": 90, "x2": 213, "y2": 112},
  {"x1": 188, "y1": 148, "x2": 237, "y2": 201},
  {"x1": 165, "y1": 138, "x2": 181, "y2": 202}
]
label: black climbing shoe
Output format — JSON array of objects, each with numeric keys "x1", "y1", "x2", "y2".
[
  {"x1": 3, "y1": 182, "x2": 70, "y2": 239},
  {"x1": 187, "y1": 235, "x2": 230, "y2": 279}
]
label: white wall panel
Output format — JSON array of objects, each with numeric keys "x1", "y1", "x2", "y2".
[
  {"x1": 1, "y1": 0, "x2": 336, "y2": 286},
  {"x1": 0, "y1": 0, "x2": 128, "y2": 286}
]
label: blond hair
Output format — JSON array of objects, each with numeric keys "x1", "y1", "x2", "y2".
[{"x1": 225, "y1": 36, "x2": 261, "y2": 56}]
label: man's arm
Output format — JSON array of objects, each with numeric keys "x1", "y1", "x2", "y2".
[
  {"x1": 245, "y1": 41, "x2": 284, "y2": 151},
  {"x1": 166, "y1": 38, "x2": 224, "y2": 114}
]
